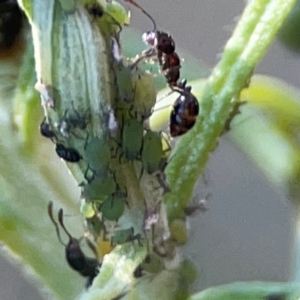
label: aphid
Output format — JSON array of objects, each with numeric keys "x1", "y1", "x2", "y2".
[
  {"x1": 169, "y1": 89, "x2": 199, "y2": 137},
  {"x1": 39, "y1": 118, "x2": 55, "y2": 139},
  {"x1": 141, "y1": 130, "x2": 164, "y2": 174},
  {"x1": 111, "y1": 227, "x2": 141, "y2": 246},
  {"x1": 121, "y1": 113, "x2": 143, "y2": 161},
  {"x1": 0, "y1": 0, "x2": 23, "y2": 50},
  {"x1": 55, "y1": 144, "x2": 82, "y2": 162},
  {"x1": 47, "y1": 201, "x2": 100, "y2": 288},
  {"x1": 133, "y1": 253, "x2": 163, "y2": 278},
  {"x1": 84, "y1": 137, "x2": 110, "y2": 173},
  {"x1": 68, "y1": 102, "x2": 90, "y2": 130},
  {"x1": 131, "y1": 67, "x2": 156, "y2": 120},
  {"x1": 100, "y1": 190, "x2": 126, "y2": 221},
  {"x1": 57, "y1": 104, "x2": 89, "y2": 137},
  {"x1": 83, "y1": 173, "x2": 117, "y2": 202}
]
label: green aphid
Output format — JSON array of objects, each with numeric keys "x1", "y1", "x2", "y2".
[
  {"x1": 122, "y1": 117, "x2": 143, "y2": 161},
  {"x1": 134, "y1": 253, "x2": 163, "y2": 277},
  {"x1": 131, "y1": 68, "x2": 157, "y2": 120},
  {"x1": 84, "y1": 175, "x2": 117, "y2": 201},
  {"x1": 106, "y1": 0, "x2": 130, "y2": 26},
  {"x1": 115, "y1": 65, "x2": 134, "y2": 104},
  {"x1": 86, "y1": 0, "x2": 129, "y2": 37},
  {"x1": 100, "y1": 191, "x2": 125, "y2": 221},
  {"x1": 84, "y1": 137, "x2": 110, "y2": 173},
  {"x1": 141, "y1": 130, "x2": 164, "y2": 174},
  {"x1": 111, "y1": 227, "x2": 141, "y2": 245}
]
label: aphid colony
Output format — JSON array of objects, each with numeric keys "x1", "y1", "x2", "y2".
[{"x1": 37, "y1": 0, "x2": 200, "y2": 288}]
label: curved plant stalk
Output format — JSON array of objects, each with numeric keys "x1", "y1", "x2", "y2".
[{"x1": 162, "y1": 0, "x2": 296, "y2": 221}]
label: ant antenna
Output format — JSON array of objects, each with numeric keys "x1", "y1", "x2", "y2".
[
  {"x1": 48, "y1": 201, "x2": 67, "y2": 246},
  {"x1": 58, "y1": 208, "x2": 82, "y2": 242},
  {"x1": 123, "y1": 0, "x2": 156, "y2": 31}
]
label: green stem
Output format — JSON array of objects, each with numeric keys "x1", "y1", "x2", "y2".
[{"x1": 164, "y1": 0, "x2": 296, "y2": 221}]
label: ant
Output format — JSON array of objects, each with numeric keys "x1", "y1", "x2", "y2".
[
  {"x1": 125, "y1": 0, "x2": 181, "y2": 88},
  {"x1": 48, "y1": 201, "x2": 100, "y2": 288},
  {"x1": 125, "y1": 0, "x2": 199, "y2": 136}
]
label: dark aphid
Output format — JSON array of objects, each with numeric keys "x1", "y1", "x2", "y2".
[
  {"x1": 0, "y1": 0, "x2": 23, "y2": 50},
  {"x1": 68, "y1": 102, "x2": 90, "y2": 130},
  {"x1": 55, "y1": 144, "x2": 82, "y2": 162},
  {"x1": 39, "y1": 118, "x2": 55, "y2": 139},
  {"x1": 47, "y1": 202, "x2": 100, "y2": 288},
  {"x1": 169, "y1": 89, "x2": 199, "y2": 137}
]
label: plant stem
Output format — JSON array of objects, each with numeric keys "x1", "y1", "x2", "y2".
[{"x1": 164, "y1": 0, "x2": 296, "y2": 221}]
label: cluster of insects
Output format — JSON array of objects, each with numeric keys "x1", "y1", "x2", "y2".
[{"x1": 38, "y1": 0, "x2": 200, "y2": 289}]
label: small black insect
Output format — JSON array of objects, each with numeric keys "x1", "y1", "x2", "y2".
[
  {"x1": 48, "y1": 201, "x2": 100, "y2": 288},
  {"x1": 55, "y1": 144, "x2": 82, "y2": 162},
  {"x1": 39, "y1": 118, "x2": 55, "y2": 139}
]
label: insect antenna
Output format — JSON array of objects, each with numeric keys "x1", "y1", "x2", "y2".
[
  {"x1": 47, "y1": 201, "x2": 67, "y2": 246},
  {"x1": 58, "y1": 208, "x2": 83, "y2": 243},
  {"x1": 123, "y1": 0, "x2": 156, "y2": 30}
]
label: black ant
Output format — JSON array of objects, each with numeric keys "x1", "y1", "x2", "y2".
[{"x1": 47, "y1": 201, "x2": 100, "y2": 288}]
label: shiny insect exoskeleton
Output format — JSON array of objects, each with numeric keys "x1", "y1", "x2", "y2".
[
  {"x1": 39, "y1": 118, "x2": 55, "y2": 139},
  {"x1": 48, "y1": 202, "x2": 100, "y2": 288},
  {"x1": 55, "y1": 144, "x2": 82, "y2": 162},
  {"x1": 169, "y1": 87, "x2": 199, "y2": 137},
  {"x1": 142, "y1": 28, "x2": 181, "y2": 89}
]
